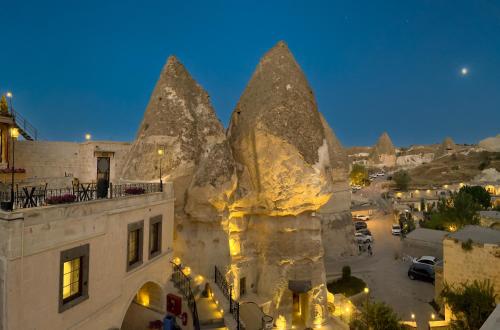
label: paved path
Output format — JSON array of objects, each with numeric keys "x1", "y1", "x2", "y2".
[{"x1": 325, "y1": 211, "x2": 435, "y2": 329}]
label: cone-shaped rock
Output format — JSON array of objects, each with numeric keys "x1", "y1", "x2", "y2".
[
  {"x1": 436, "y1": 137, "x2": 456, "y2": 157},
  {"x1": 121, "y1": 56, "x2": 228, "y2": 183},
  {"x1": 228, "y1": 41, "x2": 333, "y2": 216},
  {"x1": 370, "y1": 132, "x2": 396, "y2": 166},
  {"x1": 226, "y1": 41, "x2": 349, "y2": 328},
  {"x1": 121, "y1": 56, "x2": 236, "y2": 275}
]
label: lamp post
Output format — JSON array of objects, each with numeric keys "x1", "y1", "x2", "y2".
[
  {"x1": 85, "y1": 133, "x2": 91, "y2": 141},
  {"x1": 10, "y1": 127, "x2": 19, "y2": 210},
  {"x1": 6, "y1": 92, "x2": 13, "y2": 113},
  {"x1": 363, "y1": 287, "x2": 370, "y2": 307},
  {"x1": 158, "y1": 148, "x2": 164, "y2": 192}
]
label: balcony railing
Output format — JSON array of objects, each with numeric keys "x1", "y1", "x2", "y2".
[{"x1": 0, "y1": 182, "x2": 162, "y2": 211}]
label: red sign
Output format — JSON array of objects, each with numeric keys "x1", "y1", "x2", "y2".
[
  {"x1": 181, "y1": 312, "x2": 188, "y2": 326},
  {"x1": 166, "y1": 294, "x2": 182, "y2": 316}
]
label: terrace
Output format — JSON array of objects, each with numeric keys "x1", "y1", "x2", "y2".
[{"x1": 0, "y1": 182, "x2": 163, "y2": 212}]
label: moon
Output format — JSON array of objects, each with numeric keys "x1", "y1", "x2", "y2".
[{"x1": 461, "y1": 67, "x2": 469, "y2": 76}]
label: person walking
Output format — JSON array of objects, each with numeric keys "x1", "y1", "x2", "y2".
[{"x1": 367, "y1": 244, "x2": 373, "y2": 256}]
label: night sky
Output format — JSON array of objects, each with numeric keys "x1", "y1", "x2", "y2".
[{"x1": 1, "y1": 0, "x2": 499, "y2": 146}]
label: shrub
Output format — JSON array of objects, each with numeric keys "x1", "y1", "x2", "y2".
[
  {"x1": 392, "y1": 170, "x2": 411, "y2": 190},
  {"x1": 461, "y1": 239, "x2": 473, "y2": 251},
  {"x1": 342, "y1": 265, "x2": 351, "y2": 280},
  {"x1": 46, "y1": 194, "x2": 77, "y2": 205},
  {"x1": 125, "y1": 187, "x2": 146, "y2": 195}
]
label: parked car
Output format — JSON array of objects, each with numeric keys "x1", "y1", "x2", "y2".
[
  {"x1": 413, "y1": 256, "x2": 439, "y2": 266},
  {"x1": 391, "y1": 224, "x2": 401, "y2": 235},
  {"x1": 356, "y1": 228, "x2": 372, "y2": 236},
  {"x1": 355, "y1": 232, "x2": 373, "y2": 244},
  {"x1": 408, "y1": 263, "x2": 435, "y2": 283},
  {"x1": 354, "y1": 215, "x2": 370, "y2": 221},
  {"x1": 355, "y1": 221, "x2": 368, "y2": 231}
]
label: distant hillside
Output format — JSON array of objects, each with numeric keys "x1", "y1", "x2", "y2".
[{"x1": 408, "y1": 151, "x2": 500, "y2": 186}]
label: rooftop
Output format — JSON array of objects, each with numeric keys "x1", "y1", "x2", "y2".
[
  {"x1": 406, "y1": 228, "x2": 448, "y2": 244},
  {"x1": 447, "y1": 225, "x2": 500, "y2": 245}
]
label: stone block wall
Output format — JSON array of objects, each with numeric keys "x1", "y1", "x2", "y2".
[
  {"x1": 11, "y1": 140, "x2": 131, "y2": 188},
  {"x1": 442, "y1": 238, "x2": 500, "y2": 301}
]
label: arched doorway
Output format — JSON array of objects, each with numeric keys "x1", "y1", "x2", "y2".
[{"x1": 122, "y1": 281, "x2": 165, "y2": 330}]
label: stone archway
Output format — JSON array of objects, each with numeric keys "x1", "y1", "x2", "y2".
[{"x1": 121, "y1": 281, "x2": 165, "y2": 330}]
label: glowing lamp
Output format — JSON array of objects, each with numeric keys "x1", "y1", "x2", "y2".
[
  {"x1": 10, "y1": 128, "x2": 19, "y2": 139},
  {"x1": 6, "y1": 92, "x2": 12, "y2": 98},
  {"x1": 158, "y1": 149, "x2": 164, "y2": 156},
  {"x1": 364, "y1": 287, "x2": 369, "y2": 294},
  {"x1": 85, "y1": 133, "x2": 91, "y2": 141}
]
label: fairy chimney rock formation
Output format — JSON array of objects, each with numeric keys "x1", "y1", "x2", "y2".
[
  {"x1": 227, "y1": 41, "x2": 352, "y2": 328},
  {"x1": 370, "y1": 131, "x2": 396, "y2": 167},
  {"x1": 436, "y1": 137, "x2": 456, "y2": 157},
  {"x1": 121, "y1": 56, "x2": 235, "y2": 273},
  {"x1": 228, "y1": 41, "x2": 333, "y2": 217}
]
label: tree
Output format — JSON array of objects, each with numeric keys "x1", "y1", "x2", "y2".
[
  {"x1": 350, "y1": 164, "x2": 368, "y2": 186},
  {"x1": 0, "y1": 95, "x2": 8, "y2": 115},
  {"x1": 459, "y1": 186, "x2": 491, "y2": 209},
  {"x1": 350, "y1": 301, "x2": 403, "y2": 330},
  {"x1": 392, "y1": 170, "x2": 411, "y2": 190},
  {"x1": 441, "y1": 280, "x2": 497, "y2": 330}
]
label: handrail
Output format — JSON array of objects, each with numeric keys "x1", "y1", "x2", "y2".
[
  {"x1": 11, "y1": 108, "x2": 38, "y2": 140},
  {"x1": 0, "y1": 182, "x2": 162, "y2": 211},
  {"x1": 171, "y1": 262, "x2": 200, "y2": 330},
  {"x1": 214, "y1": 265, "x2": 242, "y2": 330}
]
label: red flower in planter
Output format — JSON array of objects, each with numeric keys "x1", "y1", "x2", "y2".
[
  {"x1": 46, "y1": 194, "x2": 77, "y2": 205},
  {"x1": 124, "y1": 187, "x2": 145, "y2": 195}
]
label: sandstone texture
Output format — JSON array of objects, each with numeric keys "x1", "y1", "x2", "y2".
[
  {"x1": 369, "y1": 132, "x2": 396, "y2": 167},
  {"x1": 227, "y1": 41, "x2": 354, "y2": 328},
  {"x1": 121, "y1": 43, "x2": 354, "y2": 329},
  {"x1": 436, "y1": 137, "x2": 456, "y2": 158},
  {"x1": 479, "y1": 134, "x2": 500, "y2": 152},
  {"x1": 121, "y1": 56, "x2": 236, "y2": 274}
]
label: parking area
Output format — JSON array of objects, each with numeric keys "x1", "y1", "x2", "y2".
[{"x1": 325, "y1": 211, "x2": 436, "y2": 329}]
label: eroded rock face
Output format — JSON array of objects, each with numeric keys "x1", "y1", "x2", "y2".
[
  {"x1": 370, "y1": 132, "x2": 396, "y2": 167},
  {"x1": 121, "y1": 56, "x2": 236, "y2": 274},
  {"x1": 479, "y1": 134, "x2": 500, "y2": 152},
  {"x1": 436, "y1": 137, "x2": 456, "y2": 158},
  {"x1": 228, "y1": 41, "x2": 333, "y2": 217},
  {"x1": 227, "y1": 41, "x2": 353, "y2": 328}
]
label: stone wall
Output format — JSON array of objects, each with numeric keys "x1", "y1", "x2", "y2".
[
  {"x1": 0, "y1": 184, "x2": 176, "y2": 330},
  {"x1": 11, "y1": 140, "x2": 131, "y2": 188},
  {"x1": 442, "y1": 238, "x2": 500, "y2": 302}
]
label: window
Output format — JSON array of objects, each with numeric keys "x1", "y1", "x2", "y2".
[
  {"x1": 59, "y1": 244, "x2": 89, "y2": 312},
  {"x1": 240, "y1": 277, "x2": 246, "y2": 297},
  {"x1": 127, "y1": 221, "x2": 144, "y2": 271},
  {"x1": 149, "y1": 215, "x2": 162, "y2": 258}
]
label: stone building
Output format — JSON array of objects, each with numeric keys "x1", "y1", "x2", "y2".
[{"x1": 437, "y1": 226, "x2": 500, "y2": 321}]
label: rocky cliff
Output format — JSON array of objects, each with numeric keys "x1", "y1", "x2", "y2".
[
  {"x1": 369, "y1": 132, "x2": 396, "y2": 167},
  {"x1": 121, "y1": 56, "x2": 236, "y2": 274},
  {"x1": 227, "y1": 41, "x2": 354, "y2": 328}
]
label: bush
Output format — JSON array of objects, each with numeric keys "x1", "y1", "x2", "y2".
[
  {"x1": 46, "y1": 194, "x2": 77, "y2": 205},
  {"x1": 350, "y1": 301, "x2": 403, "y2": 330},
  {"x1": 393, "y1": 170, "x2": 411, "y2": 190},
  {"x1": 461, "y1": 239, "x2": 473, "y2": 251},
  {"x1": 342, "y1": 265, "x2": 351, "y2": 280},
  {"x1": 441, "y1": 280, "x2": 497, "y2": 329},
  {"x1": 327, "y1": 275, "x2": 366, "y2": 297}
]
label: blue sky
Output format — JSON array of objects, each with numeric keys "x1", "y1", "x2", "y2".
[{"x1": 1, "y1": 0, "x2": 499, "y2": 146}]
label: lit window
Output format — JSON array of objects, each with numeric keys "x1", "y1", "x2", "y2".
[
  {"x1": 127, "y1": 221, "x2": 143, "y2": 271},
  {"x1": 62, "y1": 258, "x2": 81, "y2": 300},
  {"x1": 59, "y1": 244, "x2": 89, "y2": 312}
]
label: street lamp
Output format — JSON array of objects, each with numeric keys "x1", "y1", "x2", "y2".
[
  {"x1": 158, "y1": 148, "x2": 164, "y2": 191},
  {"x1": 431, "y1": 313, "x2": 435, "y2": 320},
  {"x1": 364, "y1": 287, "x2": 370, "y2": 307},
  {"x1": 6, "y1": 92, "x2": 13, "y2": 112},
  {"x1": 9, "y1": 127, "x2": 19, "y2": 210},
  {"x1": 85, "y1": 133, "x2": 91, "y2": 141}
]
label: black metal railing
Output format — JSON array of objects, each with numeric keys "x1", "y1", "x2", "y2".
[
  {"x1": 0, "y1": 182, "x2": 163, "y2": 211},
  {"x1": 171, "y1": 262, "x2": 200, "y2": 330},
  {"x1": 214, "y1": 265, "x2": 242, "y2": 330},
  {"x1": 11, "y1": 108, "x2": 38, "y2": 140}
]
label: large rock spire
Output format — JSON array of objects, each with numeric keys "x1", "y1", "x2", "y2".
[{"x1": 228, "y1": 41, "x2": 333, "y2": 216}]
